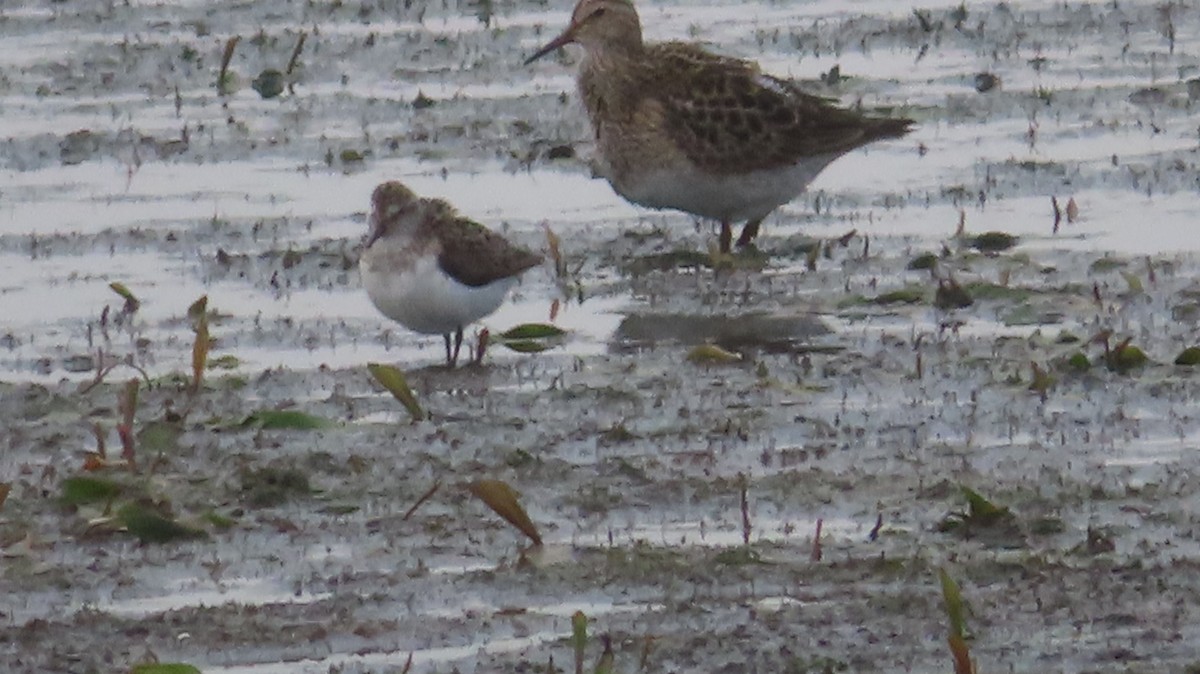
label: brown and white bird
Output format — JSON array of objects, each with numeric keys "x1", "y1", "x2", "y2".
[
  {"x1": 360, "y1": 182, "x2": 542, "y2": 366},
  {"x1": 525, "y1": 0, "x2": 914, "y2": 253}
]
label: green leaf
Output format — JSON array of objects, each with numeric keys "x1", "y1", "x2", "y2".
[
  {"x1": 467, "y1": 479, "x2": 543, "y2": 546},
  {"x1": 217, "y1": 70, "x2": 240, "y2": 96},
  {"x1": 1089, "y1": 256, "x2": 1126, "y2": 273},
  {"x1": 241, "y1": 409, "x2": 333, "y2": 430},
  {"x1": 251, "y1": 68, "x2": 285, "y2": 99},
  {"x1": 938, "y1": 568, "x2": 967, "y2": 637},
  {"x1": 939, "y1": 568, "x2": 976, "y2": 673},
  {"x1": 961, "y1": 486, "x2": 1008, "y2": 521},
  {"x1": 713, "y1": 547, "x2": 763, "y2": 566},
  {"x1": 130, "y1": 664, "x2": 203, "y2": 674},
  {"x1": 367, "y1": 363, "x2": 424, "y2": 421},
  {"x1": 108, "y1": 282, "x2": 141, "y2": 311},
  {"x1": 1174, "y1": 346, "x2": 1200, "y2": 366},
  {"x1": 1028, "y1": 362, "x2": 1056, "y2": 396},
  {"x1": 571, "y1": 611, "x2": 589, "y2": 674},
  {"x1": 202, "y1": 511, "x2": 237, "y2": 530},
  {"x1": 1120, "y1": 271, "x2": 1144, "y2": 294},
  {"x1": 207, "y1": 354, "x2": 241, "y2": 370},
  {"x1": 61, "y1": 476, "x2": 123, "y2": 505},
  {"x1": 934, "y1": 279, "x2": 973, "y2": 310},
  {"x1": 686, "y1": 344, "x2": 742, "y2": 364},
  {"x1": 138, "y1": 421, "x2": 182, "y2": 453},
  {"x1": 1108, "y1": 343, "x2": 1149, "y2": 373},
  {"x1": 969, "y1": 231, "x2": 1018, "y2": 252},
  {"x1": 241, "y1": 467, "x2": 311, "y2": 508},
  {"x1": 501, "y1": 339, "x2": 552, "y2": 354},
  {"x1": 872, "y1": 287, "x2": 926, "y2": 305},
  {"x1": 1065, "y1": 352, "x2": 1090, "y2": 371},
  {"x1": 499, "y1": 323, "x2": 567, "y2": 340},
  {"x1": 118, "y1": 503, "x2": 207, "y2": 544},
  {"x1": 1055, "y1": 331, "x2": 1081, "y2": 344},
  {"x1": 217, "y1": 375, "x2": 248, "y2": 390},
  {"x1": 907, "y1": 252, "x2": 939, "y2": 270}
]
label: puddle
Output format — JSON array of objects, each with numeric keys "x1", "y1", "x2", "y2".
[
  {"x1": 568, "y1": 516, "x2": 870, "y2": 549},
  {"x1": 422, "y1": 591, "x2": 666, "y2": 621},
  {"x1": 204, "y1": 634, "x2": 558, "y2": 674},
  {"x1": 98, "y1": 576, "x2": 332, "y2": 618},
  {"x1": 615, "y1": 311, "x2": 832, "y2": 348}
]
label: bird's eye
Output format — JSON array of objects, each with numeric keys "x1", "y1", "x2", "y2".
[{"x1": 592, "y1": 8, "x2": 606, "y2": 18}]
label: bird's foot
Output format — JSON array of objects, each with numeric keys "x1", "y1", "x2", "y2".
[{"x1": 470, "y1": 328, "x2": 491, "y2": 367}]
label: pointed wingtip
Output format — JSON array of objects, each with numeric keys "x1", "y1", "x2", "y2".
[{"x1": 876, "y1": 115, "x2": 917, "y2": 139}]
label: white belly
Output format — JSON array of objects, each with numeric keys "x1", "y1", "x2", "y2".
[
  {"x1": 360, "y1": 254, "x2": 515, "y2": 335},
  {"x1": 609, "y1": 155, "x2": 839, "y2": 224}
]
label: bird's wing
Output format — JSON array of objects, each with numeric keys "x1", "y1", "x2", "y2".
[
  {"x1": 434, "y1": 216, "x2": 542, "y2": 288},
  {"x1": 651, "y1": 42, "x2": 910, "y2": 174}
]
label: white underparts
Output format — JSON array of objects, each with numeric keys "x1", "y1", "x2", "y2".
[
  {"x1": 360, "y1": 254, "x2": 517, "y2": 335},
  {"x1": 612, "y1": 154, "x2": 841, "y2": 224}
]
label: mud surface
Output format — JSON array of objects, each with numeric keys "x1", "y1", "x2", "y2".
[{"x1": 3, "y1": 1, "x2": 1200, "y2": 673}]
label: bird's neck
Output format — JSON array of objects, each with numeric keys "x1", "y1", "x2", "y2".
[{"x1": 578, "y1": 39, "x2": 647, "y2": 115}]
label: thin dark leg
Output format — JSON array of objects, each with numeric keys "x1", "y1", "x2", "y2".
[
  {"x1": 471, "y1": 328, "x2": 489, "y2": 366},
  {"x1": 718, "y1": 221, "x2": 732, "y2": 254},
  {"x1": 736, "y1": 218, "x2": 763, "y2": 248},
  {"x1": 443, "y1": 333, "x2": 453, "y2": 366},
  {"x1": 450, "y1": 327, "x2": 464, "y2": 367}
]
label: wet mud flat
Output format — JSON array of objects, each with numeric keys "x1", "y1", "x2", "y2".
[{"x1": 3, "y1": 1, "x2": 1200, "y2": 673}]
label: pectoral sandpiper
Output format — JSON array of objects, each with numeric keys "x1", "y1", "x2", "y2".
[
  {"x1": 360, "y1": 182, "x2": 542, "y2": 367},
  {"x1": 525, "y1": 0, "x2": 913, "y2": 253}
]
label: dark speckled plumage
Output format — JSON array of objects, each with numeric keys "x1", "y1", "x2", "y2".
[
  {"x1": 367, "y1": 183, "x2": 541, "y2": 289},
  {"x1": 647, "y1": 42, "x2": 911, "y2": 175},
  {"x1": 526, "y1": 0, "x2": 913, "y2": 252},
  {"x1": 361, "y1": 182, "x2": 541, "y2": 366}
]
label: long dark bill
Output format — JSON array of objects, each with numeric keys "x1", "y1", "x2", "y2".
[{"x1": 523, "y1": 28, "x2": 575, "y2": 65}]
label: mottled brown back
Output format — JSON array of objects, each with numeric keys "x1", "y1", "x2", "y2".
[
  {"x1": 647, "y1": 42, "x2": 912, "y2": 175},
  {"x1": 420, "y1": 202, "x2": 542, "y2": 288}
]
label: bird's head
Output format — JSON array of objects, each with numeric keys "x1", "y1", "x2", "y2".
[
  {"x1": 366, "y1": 181, "x2": 421, "y2": 247},
  {"x1": 524, "y1": 0, "x2": 643, "y2": 65}
]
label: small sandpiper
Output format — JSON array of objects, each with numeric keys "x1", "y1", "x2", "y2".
[
  {"x1": 525, "y1": 0, "x2": 914, "y2": 253},
  {"x1": 360, "y1": 182, "x2": 542, "y2": 367}
]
